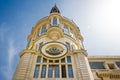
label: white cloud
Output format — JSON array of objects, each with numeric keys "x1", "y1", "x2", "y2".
[
  {"x1": 0, "y1": 38, "x2": 17, "y2": 80},
  {"x1": 8, "y1": 39, "x2": 17, "y2": 71},
  {"x1": 7, "y1": 39, "x2": 17, "y2": 80}
]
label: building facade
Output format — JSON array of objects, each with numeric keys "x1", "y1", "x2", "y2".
[{"x1": 13, "y1": 5, "x2": 120, "y2": 80}]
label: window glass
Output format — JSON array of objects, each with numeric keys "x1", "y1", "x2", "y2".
[
  {"x1": 41, "y1": 65, "x2": 46, "y2": 78},
  {"x1": 33, "y1": 65, "x2": 40, "y2": 78},
  {"x1": 66, "y1": 42, "x2": 70, "y2": 52},
  {"x1": 89, "y1": 62, "x2": 105, "y2": 69},
  {"x1": 43, "y1": 58, "x2": 47, "y2": 63},
  {"x1": 67, "y1": 56, "x2": 71, "y2": 63},
  {"x1": 36, "y1": 29, "x2": 40, "y2": 38},
  {"x1": 38, "y1": 42, "x2": 43, "y2": 51},
  {"x1": 36, "y1": 56, "x2": 41, "y2": 63},
  {"x1": 55, "y1": 60, "x2": 59, "y2": 63},
  {"x1": 61, "y1": 58, "x2": 65, "y2": 63},
  {"x1": 68, "y1": 65, "x2": 74, "y2": 78},
  {"x1": 48, "y1": 65, "x2": 53, "y2": 78},
  {"x1": 53, "y1": 17, "x2": 57, "y2": 25},
  {"x1": 41, "y1": 26, "x2": 46, "y2": 35},
  {"x1": 79, "y1": 39, "x2": 83, "y2": 49},
  {"x1": 64, "y1": 25, "x2": 69, "y2": 35},
  {"x1": 55, "y1": 65, "x2": 59, "y2": 78},
  {"x1": 61, "y1": 65, "x2": 66, "y2": 78},
  {"x1": 49, "y1": 60, "x2": 53, "y2": 63},
  {"x1": 116, "y1": 62, "x2": 120, "y2": 68},
  {"x1": 27, "y1": 38, "x2": 31, "y2": 48}
]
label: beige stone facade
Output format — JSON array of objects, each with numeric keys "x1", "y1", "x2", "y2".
[
  {"x1": 13, "y1": 5, "x2": 120, "y2": 80},
  {"x1": 88, "y1": 56, "x2": 120, "y2": 80}
]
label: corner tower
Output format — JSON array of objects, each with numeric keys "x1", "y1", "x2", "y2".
[{"x1": 13, "y1": 5, "x2": 94, "y2": 80}]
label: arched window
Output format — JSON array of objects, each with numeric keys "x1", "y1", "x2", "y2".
[
  {"x1": 53, "y1": 17, "x2": 57, "y2": 25},
  {"x1": 38, "y1": 42, "x2": 43, "y2": 51},
  {"x1": 27, "y1": 38, "x2": 31, "y2": 48},
  {"x1": 66, "y1": 42, "x2": 70, "y2": 52},
  {"x1": 41, "y1": 26, "x2": 46, "y2": 35},
  {"x1": 36, "y1": 29, "x2": 40, "y2": 38},
  {"x1": 78, "y1": 39, "x2": 84, "y2": 49},
  {"x1": 64, "y1": 25, "x2": 69, "y2": 35}
]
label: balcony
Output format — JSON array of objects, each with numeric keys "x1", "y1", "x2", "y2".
[{"x1": 92, "y1": 69, "x2": 120, "y2": 79}]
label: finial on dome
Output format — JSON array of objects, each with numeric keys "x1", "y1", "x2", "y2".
[{"x1": 50, "y1": 4, "x2": 60, "y2": 14}]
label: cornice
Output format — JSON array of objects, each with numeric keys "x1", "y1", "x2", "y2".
[
  {"x1": 88, "y1": 56, "x2": 120, "y2": 60},
  {"x1": 73, "y1": 49, "x2": 88, "y2": 56},
  {"x1": 20, "y1": 49, "x2": 36, "y2": 57}
]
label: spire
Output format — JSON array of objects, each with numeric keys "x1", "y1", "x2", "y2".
[{"x1": 50, "y1": 4, "x2": 60, "y2": 14}]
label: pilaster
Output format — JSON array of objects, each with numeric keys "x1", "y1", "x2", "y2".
[
  {"x1": 12, "y1": 49, "x2": 36, "y2": 80},
  {"x1": 73, "y1": 49, "x2": 94, "y2": 80}
]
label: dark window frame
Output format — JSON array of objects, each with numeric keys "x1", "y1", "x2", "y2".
[{"x1": 89, "y1": 62, "x2": 105, "y2": 69}]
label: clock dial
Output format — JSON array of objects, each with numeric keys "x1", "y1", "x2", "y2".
[
  {"x1": 41, "y1": 42, "x2": 67, "y2": 58},
  {"x1": 46, "y1": 47, "x2": 63, "y2": 55}
]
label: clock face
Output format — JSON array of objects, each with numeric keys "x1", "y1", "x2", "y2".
[{"x1": 41, "y1": 42, "x2": 67, "y2": 58}]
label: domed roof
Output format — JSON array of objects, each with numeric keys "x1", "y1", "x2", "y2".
[{"x1": 50, "y1": 4, "x2": 60, "y2": 14}]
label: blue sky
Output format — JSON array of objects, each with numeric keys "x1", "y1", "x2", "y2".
[{"x1": 0, "y1": 0, "x2": 120, "y2": 80}]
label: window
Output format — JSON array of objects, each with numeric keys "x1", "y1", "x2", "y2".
[
  {"x1": 67, "y1": 56, "x2": 71, "y2": 63},
  {"x1": 53, "y1": 17, "x2": 57, "y2": 25},
  {"x1": 33, "y1": 65, "x2": 40, "y2": 78},
  {"x1": 66, "y1": 42, "x2": 70, "y2": 52},
  {"x1": 48, "y1": 65, "x2": 53, "y2": 78},
  {"x1": 64, "y1": 25, "x2": 69, "y2": 35},
  {"x1": 48, "y1": 65, "x2": 60, "y2": 78},
  {"x1": 55, "y1": 60, "x2": 59, "y2": 63},
  {"x1": 36, "y1": 29, "x2": 40, "y2": 38},
  {"x1": 89, "y1": 62, "x2": 105, "y2": 69},
  {"x1": 36, "y1": 56, "x2": 41, "y2": 63},
  {"x1": 41, "y1": 65, "x2": 46, "y2": 78},
  {"x1": 41, "y1": 26, "x2": 46, "y2": 35},
  {"x1": 79, "y1": 39, "x2": 83, "y2": 49},
  {"x1": 68, "y1": 65, "x2": 74, "y2": 78},
  {"x1": 55, "y1": 65, "x2": 60, "y2": 78},
  {"x1": 27, "y1": 38, "x2": 31, "y2": 48},
  {"x1": 49, "y1": 60, "x2": 53, "y2": 63},
  {"x1": 116, "y1": 62, "x2": 120, "y2": 68},
  {"x1": 38, "y1": 42, "x2": 43, "y2": 51},
  {"x1": 43, "y1": 58, "x2": 47, "y2": 63},
  {"x1": 61, "y1": 58, "x2": 65, "y2": 63},
  {"x1": 61, "y1": 65, "x2": 66, "y2": 78},
  {"x1": 34, "y1": 57, "x2": 74, "y2": 78}
]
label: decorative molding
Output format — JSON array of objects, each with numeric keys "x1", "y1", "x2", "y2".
[
  {"x1": 73, "y1": 49, "x2": 88, "y2": 56},
  {"x1": 20, "y1": 49, "x2": 36, "y2": 57}
]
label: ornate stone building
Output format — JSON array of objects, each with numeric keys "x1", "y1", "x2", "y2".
[{"x1": 13, "y1": 5, "x2": 120, "y2": 80}]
